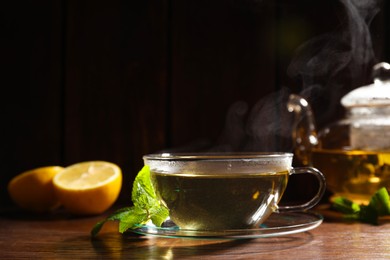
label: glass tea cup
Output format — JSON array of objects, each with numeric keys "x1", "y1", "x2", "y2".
[{"x1": 143, "y1": 152, "x2": 326, "y2": 231}]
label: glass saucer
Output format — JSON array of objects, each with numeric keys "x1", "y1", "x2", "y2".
[{"x1": 132, "y1": 211, "x2": 323, "y2": 239}]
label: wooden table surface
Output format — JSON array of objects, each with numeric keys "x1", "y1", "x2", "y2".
[{"x1": 1, "y1": 206, "x2": 389, "y2": 259}]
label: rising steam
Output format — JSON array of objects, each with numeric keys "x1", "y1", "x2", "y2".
[
  {"x1": 214, "y1": 0, "x2": 381, "y2": 152},
  {"x1": 213, "y1": 88, "x2": 293, "y2": 152},
  {"x1": 287, "y1": 0, "x2": 381, "y2": 122}
]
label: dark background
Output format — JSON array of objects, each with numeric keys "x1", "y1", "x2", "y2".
[{"x1": 1, "y1": 0, "x2": 389, "y2": 207}]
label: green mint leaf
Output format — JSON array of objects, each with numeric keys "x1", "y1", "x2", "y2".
[
  {"x1": 132, "y1": 165, "x2": 158, "y2": 208},
  {"x1": 368, "y1": 187, "x2": 390, "y2": 216},
  {"x1": 90, "y1": 207, "x2": 135, "y2": 237},
  {"x1": 331, "y1": 197, "x2": 360, "y2": 214},
  {"x1": 118, "y1": 207, "x2": 148, "y2": 233},
  {"x1": 150, "y1": 205, "x2": 170, "y2": 227},
  {"x1": 358, "y1": 205, "x2": 379, "y2": 225},
  {"x1": 331, "y1": 187, "x2": 390, "y2": 225},
  {"x1": 91, "y1": 219, "x2": 107, "y2": 237},
  {"x1": 91, "y1": 165, "x2": 169, "y2": 237}
]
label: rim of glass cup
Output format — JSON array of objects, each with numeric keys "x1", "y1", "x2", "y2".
[{"x1": 143, "y1": 152, "x2": 293, "y2": 161}]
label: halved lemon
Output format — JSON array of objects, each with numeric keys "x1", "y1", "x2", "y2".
[
  {"x1": 53, "y1": 161, "x2": 122, "y2": 215},
  {"x1": 8, "y1": 166, "x2": 64, "y2": 213}
]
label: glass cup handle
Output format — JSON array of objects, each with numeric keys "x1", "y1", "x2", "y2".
[{"x1": 279, "y1": 167, "x2": 326, "y2": 212}]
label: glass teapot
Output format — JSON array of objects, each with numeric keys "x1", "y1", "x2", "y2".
[{"x1": 288, "y1": 62, "x2": 390, "y2": 204}]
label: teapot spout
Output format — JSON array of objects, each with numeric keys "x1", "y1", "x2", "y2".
[{"x1": 287, "y1": 94, "x2": 318, "y2": 165}]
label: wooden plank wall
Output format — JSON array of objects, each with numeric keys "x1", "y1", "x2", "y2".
[
  {"x1": 1, "y1": 0, "x2": 388, "y2": 207},
  {"x1": 1, "y1": 1, "x2": 65, "y2": 205}
]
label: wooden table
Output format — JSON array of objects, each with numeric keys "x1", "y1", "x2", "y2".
[{"x1": 1, "y1": 207, "x2": 389, "y2": 259}]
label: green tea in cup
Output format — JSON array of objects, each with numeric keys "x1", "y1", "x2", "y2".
[{"x1": 144, "y1": 153, "x2": 325, "y2": 231}]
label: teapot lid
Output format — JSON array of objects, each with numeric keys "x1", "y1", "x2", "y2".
[{"x1": 341, "y1": 62, "x2": 390, "y2": 107}]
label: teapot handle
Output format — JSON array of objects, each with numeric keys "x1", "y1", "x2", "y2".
[{"x1": 287, "y1": 94, "x2": 318, "y2": 166}]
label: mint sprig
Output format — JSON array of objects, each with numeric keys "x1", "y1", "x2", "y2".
[
  {"x1": 331, "y1": 187, "x2": 390, "y2": 225},
  {"x1": 91, "y1": 165, "x2": 169, "y2": 237}
]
